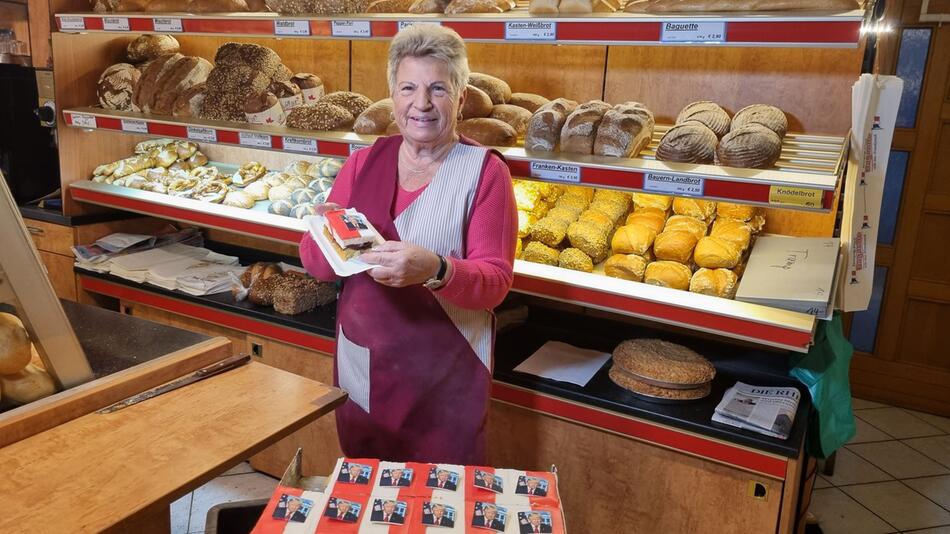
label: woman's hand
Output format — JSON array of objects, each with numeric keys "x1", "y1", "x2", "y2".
[{"x1": 361, "y1": 241, "x2": 441, "y2": 287}]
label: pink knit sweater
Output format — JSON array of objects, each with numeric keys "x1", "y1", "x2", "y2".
[{"x1": 299, "y1": 144, "x2": 518, "y2": 310}]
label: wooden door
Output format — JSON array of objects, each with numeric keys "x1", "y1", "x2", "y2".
[{"x1": 847, "y1": 0, "x2": 950, "y2": 415}]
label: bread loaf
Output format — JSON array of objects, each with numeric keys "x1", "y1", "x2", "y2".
[
  {"x1": 287, "y1": 102, "x2": 355, "y2": 130},
  {"x1": 694, "y1": 236, "x2": 741, "y2": 269},
  {"x1": 716, "y1": 124, "x2": 782, "y2": 169},
  {"x1": 604, "y1": 254, "x2": 648, "y2": 281},
  {"x1": 625, "y1": 207, "x2": 667, "y2": 235},
  {"x1": 172, "y1": 83, "x2": 207, "y2": 118},
  {"x1": 567, "y1": 220, "x2": 610, "y2": 263},
  {"x1": 611, "y1": 224, "x2": 657, "y2": 255},
  {"x1": 664, "y1": 214, "x2": 708, "y2": 241},
  {"x1": 0, "y1": 364, "x2": 56, "y2": 405},
  {"x1": 214, "y1": 42, "x2": 281, "y2": 72},
  {"x1": 458, "y1": 118, "x2": 518, "y2": 146},
  {"x1": 319, "y1": 91, "x2": 373, "y2": 117},
  {"x1": 152, "y1": 56, "x2": 213, "y2": 115},
  {"x1": 560, "y1": 100, "x2": 613, "y2": 155},
  {"x1": 529, "y1": 0, "x2": 559, "y2": 14},
  {"x1": 594, "y1": 102, "x2": 655, "y2": 158},
  {"x1": 468, "y1": 72, "x2": 511, "y2": 105},
  {"x1": 200, "y1": 43, "x2": 283, "y2": 122},
  {"x1": 644, "y1": 261, "x2": 692, "y2": 290},
  {"x1": 689, "y1": 268, "x2": 738, "y2": 299},
  {"x1": 270, "y1": 80, "x2": 303, "y2": 111},
  {"x1": 559, "y1": 248, "x2": 594, "y2": 272},
  {"x1": 632, "y1": 192, "x2": 672, "y2": 212},
  {"x1": 409, "y1": 0, "x2": 449, "y2": 11},
  {"x1": 625, "y1": 0, "x2": 860, "y2": 13},
  {"x1": 445, "y1": 0, "x2": 512, "y2": 12},
  {"x1": 676, "y1": 101, "x2": 731, "y2": 138},
  {"x1": 244, "y1": 92, "x2": 285, "y2": 125},
  {"x1": 461, "y1": 85, "x2": 493, "y2": 119},
  {"x1": 367, "y1": 0, "x2": 413, "y2": 10},
  {"x1": 710, "y1": 218, "x2": 753, "y2": 250},
  {"x1": 353, "y1": 98, "x2": 394, "y2": 134},
  {"x1": 653, "y1": 230, "x2": 698, "y2": 264},
  {"x1": 731, "y1": 104, "x2": 788, "y2": 137},
  {"x1": 509, "y1": 93, "x2": 550, "y2": 113},
  {"x1": 126, "y1": 35, "x2": 179, "y2": 63},
  {"x1": 672, "y1": 198, "x2": 716, "y2": 221},
  {"x1": 133, "y1": 53, "x2": 183, "y2": 112},
  {"x1": 273, "y1": 64, "x2": 293, "y2": 82},
  {"x1": 0, "y1": 313, "x2": 31, "y2": 375},
  {"x1": 525, "y1": 107, "x2": 566, "y2": 152},
  {"x1": 656, "y1": 122, "x2": 718, "y2": 164},
  {"x1": 292, "y1": 73, "x2": 325, "y2": 103},
  {"x1": 490, "y1": 104, "x2": 532, "y2": 136},
  {"x1": 265, "y1": 0, "x2": 368, "y2": 15},
  {"x1": 98, "y1": 63, "x2": 141, "y2": 111}
]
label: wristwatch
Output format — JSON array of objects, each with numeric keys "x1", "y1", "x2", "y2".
[{"x1": 423, "y1": 255, "x2": 448, "y2": 290}]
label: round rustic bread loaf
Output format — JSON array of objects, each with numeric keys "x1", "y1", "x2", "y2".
[
  {"x1": 731, "y1": 104, "x2": 788, "y2": 138},
  {"x1": 612, "y1": 338, "x2": 716, "y2": 385},
  {"x1": 461, "y1": 85, "x2": 493, "y2": 119},
  {"x1": 716, "y1": 124, "x2": 782, "y2": 169},
  {"x1": 287, "y1": 102, "x2": 355, "y2": 131},
  {"x1": 319, "y1": 91, "x2": 373, "y2": 118},
  {"x1": 508, "y1": 92, "x2": 550, "y2": 113},
  {"x1": 676, "y1": 101, "x2": 731, "y2": 138},
  {"x1": 608, "y1": 366, "x2": 712, "y2": 401},
  {"x1": 468, "y1": 72, "x2": 511, "y2": 105},
  {"x1": 489, "y1": 104, "x2": 532, "y2": 136},
  {"x1": 353, "y1": 98, "x2": 394, "y2": 135},
  {"x1": 458, "y1": 118, "x2": 518, "y2": 146},
  {"x1": 126, "y1": 35, "x2": 180, "y2": 63},
  {"x1": 97, "y1": 63, "x2": 141, "y2": 111},
  {"x1": 656, "y1": 121, "x2": 718, "y2": 164}
]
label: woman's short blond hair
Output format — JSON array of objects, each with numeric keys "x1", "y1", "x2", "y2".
[{"x1": 387, "y1": 25, "x2": 470, "y2": 96}]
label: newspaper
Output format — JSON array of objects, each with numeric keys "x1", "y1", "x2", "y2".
[{"x1": 712, "y1": 382, "x2": 801, "y2": 440}]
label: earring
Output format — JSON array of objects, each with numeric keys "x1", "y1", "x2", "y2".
[
  {"x1": 389, "y1": 112, "x2": 395, "y2": 121},
  {"x1": 457, "y1": 112, "x2": 463, "y2": 120}
]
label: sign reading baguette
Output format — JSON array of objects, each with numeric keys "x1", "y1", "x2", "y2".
[
  {"x1": 643, "y1": 172, "x2": 705, "y2": 196},
  {"x1": 186, "y1": 126, "x2": 217, "y2": 143},
  {"x1": 505, "y1": 21, "x2": 557, "y2": 41},
  {"x1": 768, "y1": 185, "x2": 823, "y2": 208},
  {"x1": 152, "y1": 18, "x2": 183, "y2": 32},
  {"x1": 102, "y1": 17, "x2": 130, "y2": 31},
  {"x1": 71, "y1": 113, "x2": 97, "y2": 129},
  {"x1": 120, "y1": 119, "x2": 148, "y2": 134},
  {"x1": 331, "y1": 20, "x2": 371, "y2": 38},
  {"x1": 274, "y1": 19, "x2": 310, "y2": 36},
  {"x1": 239, "y1": 132, "x2": 272, "y2": 148},
  {"x1": 59, "y1": 16, "x2": 86, "y2": 31},
  {"x1": 530, "y1": 161, "x2": 581, "y2": 183},
  {"x1": 283, "y1": 136, "x2": 317, "y2": 154},
  {"x1": 660, "y1": 21, "x2": 726, "y2": 43}
]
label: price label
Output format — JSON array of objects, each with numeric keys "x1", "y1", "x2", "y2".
[
  {"x1": 529, "y1": 161, "x2": 580, "y2": 183},
  {"x1": 71, "y1": 113, "x2": 97, "y2": 129},
  {"x1": 768, "y1": 185, "x2": 823, "y2": 208},
  {"x1": 121, "y1": 119, "x2": 148, "y2": 133},
  {"x1": 283, "y1": 136, "x2": 317, "y2": 154},
  {"x1": 59, "y1": 16, "x2": 86, "y2": 31},
  {"x1": 239, "y1": 132, "x2": 272, "y2": 148},
  {"x1": 153, "y1": 18, "x2": 183, "y2": 32},
  {"x1": 505, "y1": 21, "x2": 557, "y2": 41},
  {"x1": 398, "y1": 20, "x2": 441, "y2": 31},
  {"x1": 643, "y1": 172, "x2": 705, "y2": 196},
  {"x1": 274, "y1": 19, "x2": 311, "y2": 36},
  {"x1": 187, "y1": 126, "x2": 217, "y2": 143},
  {"x1": 349, "y1": 143, "x2": 368, "y2": 155},
  {"x1": 103, "y1": 17, "x2": 130, "y2": 31},
  {"x1": 660, "y1": 21, "x2": 726, "y2": 43},
  {"x1": 331, "y1": 20, "x2": 371, "y2": 38}
]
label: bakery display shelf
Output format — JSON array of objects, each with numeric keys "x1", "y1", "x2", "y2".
[
  {"x1": 64, "y1": 107, "x2": 846, "y2": 211},
  {"x1": 54, "y1": 9, "x2": 864, "y2": 48}
]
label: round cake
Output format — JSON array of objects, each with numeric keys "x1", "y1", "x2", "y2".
[
  {"x1": 612, "y1": 338, "x2": 716, "y2": 386},
  {"x1": 608, "y1": 366, "x2": 712, "y2": 401}
]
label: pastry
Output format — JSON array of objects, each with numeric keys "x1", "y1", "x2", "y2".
[
  {"x1": 689, "y1": 268, "x2": 738, "y2": 299},
  {"x1": 716, "y1": 202, "x2": 756, "y2": 221},
  {"x1": 0, "y1": 364, "x2": 56, "y2": 405},
  {"x1": 264, "y1": 171, "x2": 290, "y2": 187},
  {"x1": 190, "y1": 166, "x2": 220, "y2": 181},
  {"x1": 612, "y1": 338, "x2": 716, "y2": 385},
  {"x1": 354, "y1": 98, "x2": 394, "y2": 134},
  {"x1": 283, "y1": 176, "x2": 308, "y2": 190},
  {"x1": 625, "y1": 208, "x2": 667, "y2": 235},
  {"x1": 508, "y1": 93, "x2": 550, "y2": 113},
  {"x1": 192, "y1": 180, "x2": 229, "y2": 203},
  {"x1": 731, "y1": 104, "x2": 788, "y2": 138},
  {"x1": 644, "y1": 261, "x2": 692, "y2": 290},
  {"x1": 604, "y1": 254, "x2": 648, "y2": 281},
  {"x1": 287, "y1": 102, "x2": 355, "y2": 131},
  {"x1": 676, "y1": 101, "x2": 731, "y2": 138},
  {"x1": 559, "y1": 248, "x2": 594, "y2": 272},
  {"x1": 567, "y1": 220, "x2": 610, "y2": 263},
  {"x1": 268, "y1": 199, "x2": 294, "y2": 216},
  {"x1": 656, "y1": 122, "x2": 718, "y2": 164},
  {"x1": 611, "y1": 224, "x2": 657, "y2": 255},
  {"x1": 243, "y1": 180, "x2": 271, "y2": 201},
  {"x1": 693, "y1": 236, "x2": 742, "y2": 269},
  {"x1": 672, "y1": 198, "x2": 717, "y2": 221},
  {"x1": 716, "y1": 124, "x2": 782, "y2": 169},
  {"x1": 653, "y1": 230, "x2": 699, "y2": 264},
  {"x1": 233, "y1": 162, "x2": 266, "y2": 186},
  {"x1": 461, "y1": 85, "x2": 494, "y2": 119},
  {"x1": 663, "y1": 215, "x2": 708, "y2": 241},
  {"x1": 319, "y1": 91, "x2": 373, "y2": 117},
  {"x1": 522, "y1": 241, "x2": 560, "y2": 266},
  {"x1": 0, "y1": 313, "x2": 31, "y2": 375},
  {"x1": 458, "y1": 118, "x2": 518, "y2": 147},
  {"x1": 608, "y1": 366, "x2": 712, "y2": 401},
  {"x1": 223, "y1": 190, "x2": 255, "y2": 209},
  {"x1": 468, "y1": 72, "x2": 511, "y2": 105},
  {"x1": 560, "y1": 100, "x2": 613, "y2": 155},
  {"x1": 97, "y1": 63, "x2": 141, "y2": 111},
  {"x1": 594, "y1": 102, "x2": 655, "y2": 158},
  {"x1": 126, "y1": 35, "x2": 179, "y2": 63},
  {"x1": 268, "y1": 184, "x2": 295, "y2": 202}
]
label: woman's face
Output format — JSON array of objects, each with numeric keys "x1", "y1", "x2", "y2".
[{"x1": 392, "y1": 56, "x2": 463, "y2": 147}]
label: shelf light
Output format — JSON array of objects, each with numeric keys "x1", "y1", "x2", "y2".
[{"x1": 860, "y1": 22, "x2": 893, "y2": 34}]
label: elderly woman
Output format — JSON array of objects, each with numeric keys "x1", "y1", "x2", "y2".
[{"x1": 300, "y1": 25, "x2": 517, "y2": 465}]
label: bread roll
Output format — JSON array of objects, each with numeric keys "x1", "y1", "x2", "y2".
[
  {"x1": 409, "y1": 0, "x2": 449, "y2": 11},
  {"x1": 243, "y1": 180, "x2": 271, "y2": 201},
  {"x1": 567, "y1": 220, "x2": 610, "y2": 263},
  {"x1": 625, "y1": 207, "x2": 667, "y2": 235},
  {"x1": 223, "y1": 191, "x2": 255, "y2": 209},
  {"x1": 560, "y1": 100, "x2": 613, "y2": 155},
  {"x1": 559, "y1": 0, "x2": 592, "y2": 12},
  {"x1": 594, "y1": 102, "x2": 655, "y2": 158},
  {"x1": 172, "y1": 83, "x2": 206, "y2": 118},
  {"x1": 604, "y1": 254, "x2": 648, "y2": 281},
  {"x1": 98, "y1": 63, "x2": 141, "y2": 111},
  {"x1": 710, "y1": 218, "x2": 752, "y2": 251},
  {"x1": 458, "y1": 118, "x2": 518, "y2": 147},
  {"x1": 468, "y1": 73, "x2": 511, "y2": 105},
  {"x1": 644, "y1": 261, "x2": 692, "y2": 290},
  {"x1": 127, "y1": 35, "x2": 180, "y2": 63},
  {"x1": 676, "y1": 101, "x2": 731, "y2": 138},
  {"x1": 559, "y1": 248, "x2": 594, "y2": 272},
  {"x1": 292, "y1": 73, "x2": 325, "y2": 103},
  {"x1": 354, "y1": 98, "x2": 394, "y2": 134},
  {"x1": 0, "y1": 363, "x2": 56, "y2": 405},
  {"x1": 694, "y1": 236, "x2": 741, "y2": 269},
  {"x1": 672, "y1": 198, "x2": 717, "y2": 221},
  {"x1": 653, "y1": 230, "x2": 698, "y2": 264},
  {"x1": 489, "y1": 104, "x2": 532, "y2": 137},
  {"x1": 731, "y1": 104, "x2": 788, "y2": 137},
  {"x1": 588, "y1": 199, "x2": 627, "y2": 225},
  {"x1": 530, "y1": 217, "x2": 569, "y2": 247},
  {"x1": 593, "y1": 0, "x2": 620, "y2": 10},
  {"x1": 461, "y1": 85, "x2": 493, "y2": 119},
  {"x1": 508, "y1": 93, "x2": 550, "y2": 113},
  {"x1": 319, "y1": 91, "x2": 373, "y2": 117},
  {"x1": 287, "y1": 102, "x2": 355, "y2": 130},
  {"x1": 632, "y1": 192, "x2": 672, "y2": 212},
  {"x1": 664, "y1": 214, "x2": 707, "y2": 241},
  {"x1": 690, "y1": 268, "x2": 738, "y2": 299},
  {"x1": 593, "y1": 189, "x2": 631, "y2": 210},
  {"x1": 578, "y1": 209, "x2": 614, "y2": 232},
  {"x1": 656, "y1": 122, "x2": 718, "y2": 164},
  {"x1": 716, "y1": 124, "x2": 782, "y2": 169},
  {"x1": 611, "y1": 224, "x2": 657, "y2": 255},
  {"x1": 0, "y1": 313, "x2": 31, "y2": 375},
  {"x1": 522, "y1": 241, "x2": 560, "y2": 266}
]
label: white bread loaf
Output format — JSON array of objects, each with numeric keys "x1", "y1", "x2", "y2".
[
  {"x1": 529, "y1": 0, "x2": 559, "y2": 13},
  {"x1": 126, "y1": 35, "x2": 179, "y2": 63},
  {"x1": 559, "y1": 0, "x2": 591, "y2": 12},
  {"x1": 409, "y1": 0, "x2": 449, "y2": 10}
]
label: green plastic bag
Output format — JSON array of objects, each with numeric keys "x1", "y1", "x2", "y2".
[{"x1": 790, "y1": 312, "x2": 856, "y2": 459}]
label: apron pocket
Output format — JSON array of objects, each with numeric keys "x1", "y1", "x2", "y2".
[{"x1": 337, "y1": 325, "x2": 371, "y2": 413}]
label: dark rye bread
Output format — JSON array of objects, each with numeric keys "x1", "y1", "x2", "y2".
[
  {"x1": 731, "y1": 103, "x2": 788, "y2": 138},
  {"x1": 675, "y1": 100, "x2": 731, "y2": 138},
  {"x1": 593, "y1": 101, "x2": 655, "y2": 158},
  {"x1": 716, "y1": 123, "x2": 782, "y2": 169},
  {"x1": 656, "y1": 121, "x2": 718, "y2": 164}
]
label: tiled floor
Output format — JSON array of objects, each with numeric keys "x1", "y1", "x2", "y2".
[
  {"x1": 170, "y1": 462, "x2": 279, "y2": 534},
  {"x1": 812, "y1": 398, "x2": 950, "y2": 534}
]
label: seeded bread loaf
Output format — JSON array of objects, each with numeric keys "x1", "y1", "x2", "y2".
[
  {"x1": 319, "y1": 91, "x2": 373, "y2": 117},
  {"x1": 287, "y1": 102, "x2": 355, "y2": 130}
]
